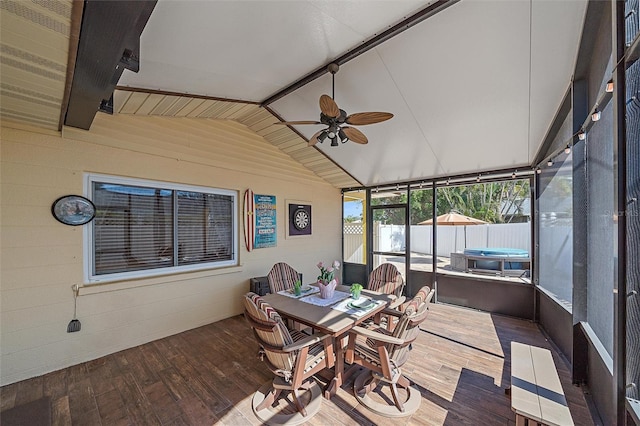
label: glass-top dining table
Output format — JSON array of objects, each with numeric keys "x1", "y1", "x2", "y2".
[{"x1": 261, "y1": 284, "x2": 395, "y2": 398}]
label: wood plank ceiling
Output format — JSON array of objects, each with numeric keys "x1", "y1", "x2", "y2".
[
  {"x1": 0, "y1": 0, "x2": 75, "y2": 130},
  {"x1": 113, "y1": 89, "x2": 360, "y2": 188}
]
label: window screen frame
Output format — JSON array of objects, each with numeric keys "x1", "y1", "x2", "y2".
[{"x1": 84, "y1": 173, "x2": 238, "y2": 284}]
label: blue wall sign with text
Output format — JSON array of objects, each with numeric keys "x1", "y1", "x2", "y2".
[{"x1": 254, "y1": 194, "x2": 276, "y2": 249}]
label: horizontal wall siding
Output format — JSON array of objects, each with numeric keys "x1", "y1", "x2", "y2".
[
  {"x1": 0, "y1": 115, "x2": 342, "y2": 385},
  {"x1": 113, "y1": 89, "x2": 361, "y2": 188}
]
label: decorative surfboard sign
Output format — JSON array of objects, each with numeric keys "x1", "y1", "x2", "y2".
[{"x1": 243, "y1": 189, "x2": 255, "y2": 252}]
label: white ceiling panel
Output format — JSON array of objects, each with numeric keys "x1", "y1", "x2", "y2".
[
  {"x1": 377, "y1": 0, "x2": 532, "y2": 178},
  {"x1": 528, "y1": 0, "x2": 587, "y2": 161},
  {"x1": 119, "y1": 0, "x2": 428, "y2": 102}
]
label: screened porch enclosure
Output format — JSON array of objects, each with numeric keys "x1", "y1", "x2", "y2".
[{"x1": 342, "y1": 177, "x2": 534, "y2": 321}]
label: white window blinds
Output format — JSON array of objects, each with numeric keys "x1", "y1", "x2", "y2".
[{"x1": 89, "y1": 177, "x2": 236, "y2": 281}]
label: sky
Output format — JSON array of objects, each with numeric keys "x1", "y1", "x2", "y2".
[{"x1": 344, "y1": 200, "x2": 362, "y2": 219}]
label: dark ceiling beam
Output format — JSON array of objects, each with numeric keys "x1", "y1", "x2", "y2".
[
  {"x1": 114, "y1": 86, "x2": 261, "y2": 105},
  {"x1": 64, "y1": 0, "x2": 157, "y2": 130},
  {"x1": 261, "y1": 0, "x2": 460, "y2": 106},
  {"x1": 58, "y1": 0, "x2": 84, "y2": 131},
  {"x1": 573, "y1": 0, "x2": 609, "y2": 81}
]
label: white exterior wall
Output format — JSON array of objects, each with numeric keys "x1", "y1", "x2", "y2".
[
  {"x1": 0, "y1": 115, "x2": 341, "y2": 385},
  {"x1": 402, "y1": 222, "x2": 530, "y2": 255}
]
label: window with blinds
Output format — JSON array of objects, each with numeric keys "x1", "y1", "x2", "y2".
[{"x1": 87, "y1": 175, "x2": 237, "y2": 282}]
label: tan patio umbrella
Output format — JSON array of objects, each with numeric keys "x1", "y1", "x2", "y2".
[
  {"x1": 418, "y1": 212, "x2": 488, "y2": 248},
  {"x1": 418, "y1": 212, "x2": 488, "y2": 226}
]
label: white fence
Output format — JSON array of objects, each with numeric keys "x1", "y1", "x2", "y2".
[
  {"x1": 344, "y1": 223, "x2": 365, "y2": 264},
  {"x1": 344, "y1": 222, "x2": 531, "y2": 262}
]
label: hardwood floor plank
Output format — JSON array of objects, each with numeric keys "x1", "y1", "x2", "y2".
[
  {"x1": 68, "y1": 377, "x2": 100, "y2": 425},
  {"x1": 166, "y1": 355, "x2": 231, "y2": 414},
  {"x1": 0, "y1": 382, "x2": 18, "y2": 411},
  {"x1": 126, "y1": 348, "x2": 160, "y2": 389},
  {"x1": 65, "y1": 362, "x2": 88, "y2": 384},
  {"x1": 14, "y1": 375, "x2": 43, "y2": 406},
  {"x1": 112, "y1": 373, "x2": 161, "y2": 426},
  {"x1": 161, "y1": 414, "x2": 190, "y2": 425},
  {"x1": 87, "y1": 357, "x2": 118, "y2": 397},
  {"x1": 51, "y1": 395, "x2": 72, "y2": 426},
  {"x1": 140, "y1": 343, "x2": 172, "y2": 373},
  {"x1": 43, "y1": 369, "x2": 68, "y2": 401},
  {"x1": 71, "y1": 408, "x2": 103, "y2": 426},
  {"x1": 95, "y1": 389, "x2": 129, "y2": 425},
  {"x1": 215, "y1": 406, "x2": 258, "y2": 425},
  {"x1": 142, "y1": 381, "x2": 182, "y2": 424},
  {"x1": 157, "y1": 368, "x2": 190, "y2": 402},
  {"x1": 175, "y1": 395, "x2": 219, "y2": 425}
]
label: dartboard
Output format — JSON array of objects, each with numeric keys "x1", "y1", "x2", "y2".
[{"x1": 293, "y1": 208, "x2": 310, "y2": 230}]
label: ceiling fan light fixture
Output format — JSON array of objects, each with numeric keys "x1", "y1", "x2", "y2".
[
  {"x1": 338, "y1": 129, "x2": 348, "y2": 143},
  {"x1": 330, "y1": 137, "x2": 338, "y2": 147},
  {"x1": 317, "y1": 130, "x2": 328, "y2": 144}
]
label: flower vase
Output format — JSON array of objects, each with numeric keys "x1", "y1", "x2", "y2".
[{"x1": 318, "y1": 279, "x2": 337, "y2": 299}]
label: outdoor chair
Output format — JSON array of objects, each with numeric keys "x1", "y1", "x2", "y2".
[
  {"x1": 381, "y1": 285, "x2": 435, "y2": 331},
  {"x1": 367, "y1": 263, "x2": 407, "y2": 325},
  {"x1": 267, "y1": 262, "x2": 301, "y2": 294},
  {"x1": 243, "y1": 292, "x2": 334, "y2": 424},
  {"x1": 345, "y1": 286, "x2": 435, "y2": 417},
  {"x1": 368, "y1": 263, "x2": 406, "y2": 299}
]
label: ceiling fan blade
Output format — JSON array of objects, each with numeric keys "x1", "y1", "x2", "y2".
[
  {"x1": 342, "y1": 126, "x2": 368, "y2": 144},
  {"x1": 307, "y1": 130, "x2": 324, "y2": 146},
  {"x1": 274, "y1": 120, "x2": 322, "y2": 125},
  {"x1": 345, "y1": 112, "x2": 394, "y2": 126},
  {"x1": 319, "y1": 94, "x2": 340, "y2": 118}
]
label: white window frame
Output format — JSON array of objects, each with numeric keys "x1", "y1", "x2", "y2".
[{"x1": 84, "y1": 173, "x2": 238, "y2": 284}]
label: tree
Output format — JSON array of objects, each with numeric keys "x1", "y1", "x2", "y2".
[{"x1": 369, "y1": 180, "x2": 530, "y2": 224}]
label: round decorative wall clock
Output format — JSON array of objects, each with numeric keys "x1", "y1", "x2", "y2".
[{"x1": 51, "y1": 195, "x2": 96, "y2": 226}]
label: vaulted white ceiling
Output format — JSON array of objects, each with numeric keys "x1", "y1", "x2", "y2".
[{"x1": 2, "y1": 0, "x2": 588, "y2": 188}]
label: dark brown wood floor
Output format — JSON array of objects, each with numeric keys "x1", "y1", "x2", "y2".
[{"x1": 0, "y1": 303, "x2": 597, "y2": 425}]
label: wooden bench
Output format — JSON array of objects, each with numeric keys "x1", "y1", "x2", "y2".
[{"x1": 510, "y1": 342, "x2": 574, "y2": 426}]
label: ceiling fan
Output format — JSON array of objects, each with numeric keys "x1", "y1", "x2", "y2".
[{"x1": 275, "y1": 63, "x2": 394, "y2": 146}]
